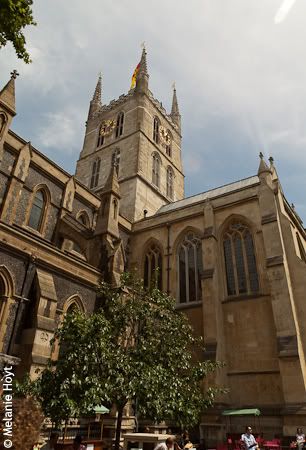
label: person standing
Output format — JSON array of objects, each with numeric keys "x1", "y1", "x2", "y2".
[
  {"x1": 154, "y1": 437, "x2": 175, "y2": 450},
  {"x1": 241, "y1": 427, "x2": 258, "y2": 450},
  {"x1": 68, "y1": 435, "x2": 86, "y2": 450},
  {"x1": 42, "y1": 432, "x2": 59, "y2": 450},
  {"x1": 296, "y1": 428, "x2": 305, "y2": 450}
]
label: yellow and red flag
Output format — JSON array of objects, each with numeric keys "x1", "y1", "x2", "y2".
[{"x1": 130, "y1": 63, "x2": 140, "y2": 89}]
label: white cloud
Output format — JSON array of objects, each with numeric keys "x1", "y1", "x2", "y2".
[
  {"x1": 274, "y1": 0, "x2": 297, "y2": 24},
  {"x1": 36, "y1": 111, "x2": 79, "y2": 153}
]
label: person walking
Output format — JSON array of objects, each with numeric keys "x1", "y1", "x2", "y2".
[
  {"x1": 241, "y1": 426, "x2": 258, "y2": 450},
  {"x1": 42, "y1": 432, "x2": 59, "y2": 450},
  {"x1": 68, "y1": 435, "x2": 86, "y2": 450},
  {"x1": 296, "y1": 428, "x2": 305, "y2": 450}
]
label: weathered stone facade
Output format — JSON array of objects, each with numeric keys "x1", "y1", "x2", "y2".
[{"x1": 1, "y1": 50, "x2": 306, "y2": 443}]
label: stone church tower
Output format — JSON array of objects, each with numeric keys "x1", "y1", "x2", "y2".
[{"x1": 75, "y1": 48, "x2": 184, "y2": 221}]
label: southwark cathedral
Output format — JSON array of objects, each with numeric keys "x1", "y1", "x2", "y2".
[{"x1": 1, "y1": 49, "x2": 306, "y2": 444}]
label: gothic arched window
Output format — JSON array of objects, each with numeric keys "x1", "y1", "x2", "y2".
[
  {"x1": 90, "y1": 158, "x2": 101, "y2": 189},
  {"x1": 166, "y1": 166, "x2": 174, "y2": 199},
  {"x1": 0, "y1": 266, "x2": 14, "y2": 350},
  {"x1": 97, "y1": 126, "x2": 104, "y2": 147},
  {"x1": 166, "y1": 131, "x2": 172, "y2": 157},
  {"x1": 296, "y1": 233, "x2": 306, "y2": 263},
  {"x1": 0, "y1": 113, "x2": 7, "y2": 136},
  {"x1": 153, "y1": 117, "x2": 160, "y2": 144},
  {"x1": 28, "y1": 189, "x2": 47, "y2": 232},
  {"x1": 223, "y1": 221, "x2": 259, "y2": 297},
  {"x1": 112, "y1": 148, "x2": 121, "y2": 175},
  {"x1": 144, "y1": 244, "x2": 163, "y2": 290},
  {"x1": 177, "y1": 232, "x2": 203, "y2": 304},
  {"x1": 58, "y1": 298, "x2": 83, "y2": 359},
  {"x1": 152, "y1": 153, "x2": 161, "y2": 188},
  {"x1": 77, "y1": 211, "x2": 90, "y2": 228},
  {"x1": 0, "y1": 275, "x2": 6, "y2": 332},
  {"x1": 115, "y1": 112, "x2": 124, "y2": 138}
]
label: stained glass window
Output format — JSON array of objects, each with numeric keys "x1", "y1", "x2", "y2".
[
  {"x1": 166, "y1": 131, "x2": 172, "y2": 157},
  {"x1": 97, "y1": 126, "x2": 104, "y2": 147},
  {"x1": 223, "y1": 221, "x2": 259, "y2": 297},
  {"x1": 223, "y1": 237, "x2": 235, "y2": 295},
  {"x1": 90, "y1": 158, "x2": 101, "y2": 189},
  {"x1": 152, "y1": 153, "x2": 161, "y2": 187},
  {"x1": 28, "y1": 190, "x2": 45, "y2": 231},
  {"x1": 166, "y1": 167, "x2": 174, "y2": 199},
  {"x1": 153, "y1": 117, "x2": 160, "y2": 143},
  {"x1": 144, "y1": 244, "x2": 162, "y2": 290},
  {"x1": 177, "y1": 233, "x2": 202, "y2": 303},
  {"x1": 115, "y1": 112, "x2": 124, "y2": 138}
]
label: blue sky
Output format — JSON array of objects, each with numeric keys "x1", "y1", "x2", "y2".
[{"x1": 1, "y1": 0, "x2": 306, "y2": 221}]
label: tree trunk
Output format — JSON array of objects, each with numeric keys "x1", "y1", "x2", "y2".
[{"x1": 114, "y1": 405, "x2": 124, "y2": 450}]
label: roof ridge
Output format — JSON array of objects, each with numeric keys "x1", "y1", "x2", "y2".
[{"x1": 156, "y1": 174, "x2": 259, "y2": 214}]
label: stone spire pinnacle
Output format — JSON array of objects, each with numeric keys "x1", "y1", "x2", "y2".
[
  {"x1": 0, "y1": 70, "x2": 19, "y2": 116},
  {"x1": 92, "y1": 72, "x2": 102, "y2": 104},
  {"x1": 170, "y1": 83, "x2": 181, "y2": 129},
  {"x1": 135, "y1": 46, "x2": 149, "y2": 93},
  {"x1": 139, "y1": 46, "x2": 148, "y2": 77},
  {"x1": 87, "y1": 73, "x2": 102, "y2": 121},
  {"x1": 103, "y1": 160, "x2": 120, "y2": 196},
  {"x1": 257, "y1": 152, "x2": 271, "y2": 176}
]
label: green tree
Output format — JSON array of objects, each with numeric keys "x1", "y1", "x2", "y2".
[
  {"x1": 34, "y1": 273, "x2": 222, "y2": 450},
  {"x1": 0, "y1": 0, "x2": 36, "y2": 63}
]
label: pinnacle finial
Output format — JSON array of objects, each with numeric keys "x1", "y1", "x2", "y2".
[
  {"x1": 104, "y1": 161, "x2": 120, "y2": 196},
  {"x1": 257, "y1": 152, "x2": 271, "y2": 176},
  {"x1": 170, "y1": 83, "x2": 181, "y2": 129},
  {"x1": 92, "y1": 73, "x2": 102, "y2": 104},
  {"x1": 0, "y1": 71, "x2": 17, "y2": 114},
  {"x1": 269, "y1": 156, "x2": 274, "y2": 165},
  {"x1": 10, "y1": 70, "x2": 19, "y2": 79},
  {"x1": 139, "y1": 46, "x2": 148, "y2": 77},
  {"x1": 135, "y1": 45, "x2": 149, "y2": 92},
  {"x1": 171, "y1": 84, "x2": 179, "y2": 115}
]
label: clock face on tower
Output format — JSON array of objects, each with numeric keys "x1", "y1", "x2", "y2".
[
  {"x1": 159, "y1": 126, "x2": 171, "y2": 146},
  {"x1": 99, "y1": 119, "x2": 116, "y2": 136}
]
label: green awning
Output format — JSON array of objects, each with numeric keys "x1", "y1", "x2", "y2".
[
  {"x1": 94, "y1": 405, "x2": 110, "y2": 414},
  {"x1": 222, "y1": 409, "x2": 261, "y2": 416}
]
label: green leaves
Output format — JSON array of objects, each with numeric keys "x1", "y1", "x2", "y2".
[
  {"x1": 0, "y1": 0, "x2": 36, "y2": 63},
  {"x1": 26, "y1": 272, "x2": 222, "y2": 431}
]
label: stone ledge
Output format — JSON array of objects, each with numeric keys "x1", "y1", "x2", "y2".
[
  {"x1": 175, "y1": 300, "x2": 202, "y2": 310},
  {"x1": 0, "y1": 353, "x2": 20, "y2": 371},
  {"x1": 266, "y1": 255, "x2": 284, "y2": 267},
  {"x1": 31, "y1": 354, "x2": 49, "y2": 365},
  {"x1": 203, "y1": 226, "x2": 216, "y2": 240},
  {"x1": 201, "y1": 268, "x2": 214, "y2": 279},
  {"x1": 277, "y1": 335, "x2": 298, "y2": 357},
  {"x1": 261, "y1": 213, "x2": 277, "y2": 225}
]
